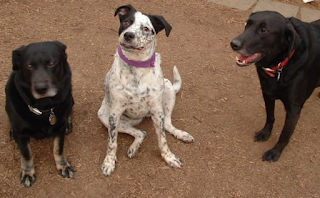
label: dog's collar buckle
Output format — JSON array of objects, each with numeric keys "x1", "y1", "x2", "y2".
[
  {"x1": 28, "y1": 105, "x2": 43, "y2": 115},
  {"x1": 262, "y1": 49, "x2": 296, "y2": 81},
  {"x1": 277, "y1": 64, "x2": 283, "y2": 81},
  {"x1": 28, "y1": 105, "x2": 57, "y2": 125}
]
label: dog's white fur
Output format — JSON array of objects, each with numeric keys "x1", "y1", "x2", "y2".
[{"x1": 98, "y1": 11, "x2": 194, "y2": 176}]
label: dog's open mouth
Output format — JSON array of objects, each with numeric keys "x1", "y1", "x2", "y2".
[
  {"x1": 236, "y1": 53, "x2": 262, "y2": 66},
  {"x1": 120, "y1": 43, "x2": 144, "y2": 51}
]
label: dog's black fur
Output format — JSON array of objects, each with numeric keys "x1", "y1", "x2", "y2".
[
  {"x1": 115, "y1": 4, "x2": 172, "y2": 37},
  {"x1": 5, "y1": 41, "x2": 75, "y2": 187},
  {"x1": 231, "y1": 11, "x2": 320, "y2": 162}
]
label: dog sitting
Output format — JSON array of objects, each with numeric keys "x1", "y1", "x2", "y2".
[
  {"x1": 5, "y1": 41, "x2": 75, "y2": 187},
  {"x1": 231, "y1": 11, "x2": 320, "y2": 162},
  {"x1": 98, "y1": 4, "x2": 194, "y2": 176}
]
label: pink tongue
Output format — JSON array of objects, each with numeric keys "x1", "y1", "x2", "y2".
[{"x1": 238, "y1": 53, "x2": 260, "y2": 63}]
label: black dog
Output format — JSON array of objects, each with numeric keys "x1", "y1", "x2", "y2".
[
  {"x1": 5, "y1": 41, "x2": 75, "y2": 187},
  {"x1": 230, "y1": 11, "x2": 320, "y2": 162}
]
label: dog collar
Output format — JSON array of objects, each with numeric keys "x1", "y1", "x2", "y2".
[
  {"x1": 28, "y1": 105, "x2": 57, "y2": 125},
  {"x1": 14, "y1": 75, "x2": 57, "y2": 125},
  {"x1": 262, "y1": 50, "x2": 296, "y2": 81},
  {"x1": 117, "y1": 45, "x2": 156, "y2": 68}
]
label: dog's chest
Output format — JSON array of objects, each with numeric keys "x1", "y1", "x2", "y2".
[{"x1": 109, "y1": 61, "x2": 164, "y2": 118}]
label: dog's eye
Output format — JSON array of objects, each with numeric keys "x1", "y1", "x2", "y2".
[
  {"x1": 143, "y1": 27, "x2": 150, "y2": 32},
  {"x1": 25, "y1": 64, "x2": 33, "y2": 70},
  {"x1": 48, "y1": 61, "x2": 56, "y2": 67},
  {"x1": 123, "y1": 21, "x2": 130, "y2": 26},
  {"x1": 260, "y1": 27, "x2": 268, "y2": 34}
]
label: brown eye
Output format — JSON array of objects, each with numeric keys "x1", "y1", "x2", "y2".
[
  {"x1": 25, "y1": 64, "x2": 33, "y2": 70},
  {"x1": 48, "y1": 61, "x2": 56, "y2": 67},
  {"x1": 123, "y1": 21, "x2": 130, "y2": 26},
  {"x1": 260, "y1": 27, "x2": 268, "y2": 34},
  {"x1": 143, "y1": 27, "x2": 150, "y2": 32}
]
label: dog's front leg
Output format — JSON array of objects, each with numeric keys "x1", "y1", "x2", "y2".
[
  {"x1": 101, "y1": 110, "x2": 121, "y2": 176},
  {"x1": 255, "y1": 92, "x2": 275, "y2": 142},
  {"x1": 16, "y1": 136, "x2": 35, "y2": 187},
  {"x1": 151, "y1": 108, "x2": 181, "y2": 168},
  {"x1": 263, "y1": 105, "x2": 301, "y2": 162},
  {"x1": 53, "y1": 132, "x2": 75, "y2": 178}
]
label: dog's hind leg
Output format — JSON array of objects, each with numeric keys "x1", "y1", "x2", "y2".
[
  {"x1": 118, "y1": 116, "x2": 146, "y2": 158},
  {"x1": 162, "y1": 78, "x2": 194, "y2": 143},
  {"x1": 99, "y1": 100, "x2": 146, "y2": 158}
]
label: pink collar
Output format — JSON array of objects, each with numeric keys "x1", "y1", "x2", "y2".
[{"x1": 117, "y1": 45, "x2": 155, "y2": 68}]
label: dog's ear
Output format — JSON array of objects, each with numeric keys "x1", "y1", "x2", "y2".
[
  {"x1": 12, "y1": 45, "x2": 26, "y2": 71},
  {"x1": 284, "y1": 20, "x2": 301, "y2": 58},
  {"x1": 53, "y1": 41, "x2": 68, "y2": 60},
  {"x1": 114, "y1": 4, "x2": 136, "y2": 17},
  {"x1": 148, "y1": 15, "x2": 172, "y2": 37}
]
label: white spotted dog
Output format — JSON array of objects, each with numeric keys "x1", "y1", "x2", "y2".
[{"x1": 98, "y1": 4, "x2": 194, "y2": 176}]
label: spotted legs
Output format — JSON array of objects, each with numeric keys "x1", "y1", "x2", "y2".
[{"x1": 151, "y1": 109, "x2": 181, "y2": 168}]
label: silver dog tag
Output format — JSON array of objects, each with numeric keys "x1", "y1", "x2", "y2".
[{"x1": 49, "y1": 109, "x2": 57, "y2": 125}]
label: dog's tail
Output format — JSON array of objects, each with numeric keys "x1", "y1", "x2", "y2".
[{"x1": 173, "y1": 66, "x2": 182, "y2": 94}]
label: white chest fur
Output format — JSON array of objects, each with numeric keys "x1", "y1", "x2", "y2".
[{"x1": 107, "y1": 53, "x2": 164, "y2": 118}]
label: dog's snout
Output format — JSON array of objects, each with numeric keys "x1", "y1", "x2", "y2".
[
  {"x1": 124, "y1": 32, "x2": 135, "y2": 41},
  {"x1": 35, "y1": 81, "x2": 49, "y2": 95},
  {"x1": 230, "y1": 39, "x2": 242, "y2": 51}
]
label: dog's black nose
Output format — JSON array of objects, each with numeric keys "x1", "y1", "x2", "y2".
[
  {"x1": 35, "y1": 82, "x2": 49, "y2": 94},
  {"x1": 230, "y1": 39, "x2": 242, "y2": 51},
  {"x1": 124, "y1": 32, "x2": 135, "y2": 41}
]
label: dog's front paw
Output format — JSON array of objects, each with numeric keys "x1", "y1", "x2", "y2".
[
  {"x1": 20, "y1": 169, "x2": 36, "y2": 187},
  {"x1": 162, "y1": 152, "x2": 182, "y2": 168},
  {"x1": 262, "y1": 149, "x2": 281, "y2": 162},
  {"x1": 101, "y1": 156, "x2": 116, "y2": 176},
  {"x1": 56, "y1": 162, "x2": 75, "y2": 178},
  {"x1": 254, "y1": 129, "x2": 271, "y2": 142}
]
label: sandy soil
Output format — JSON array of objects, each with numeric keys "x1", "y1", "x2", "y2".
[{"x1": 0, "y1": 0, "x2": 320, "y2": 197}]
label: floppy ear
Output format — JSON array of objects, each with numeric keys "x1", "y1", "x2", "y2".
[
  {"x1": 284, "y1": 21, "x2": 301, "y2": 58},
  {"x1": 53, "y1": 40, "x2": 67, "y2": 60},
  {"x1": 148, "y1": 15, "x2": 172, "y2": 37},
  {"x1": 114, "y1": 4, "x2": 136, "y2": 18},
  {"x1": 12, "y1": 45, "x2": 26, "y2": 71}
]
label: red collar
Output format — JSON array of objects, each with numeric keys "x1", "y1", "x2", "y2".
[{"x1": 262, "y1": 50, "x2": 296, "y2": 81}]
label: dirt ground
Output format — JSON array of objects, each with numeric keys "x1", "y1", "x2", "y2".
[{"x1": 1, "y1": 0, "x2": 320, "y2": 197}]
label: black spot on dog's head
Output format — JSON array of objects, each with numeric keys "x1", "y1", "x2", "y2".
[
  {"x1": 114, "y1": 4, "x2": 172, "y2": 37},
  {"x1": 114, "y1": 4, "x2": 137, "y2": 35},
  {"x1": 146, "y1": 15, "x2": 172, "y2": 37},
  {"x1": 12, "y1": 41, "x2": 69, "y2": 99}
]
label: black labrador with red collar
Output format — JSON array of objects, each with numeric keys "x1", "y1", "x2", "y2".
[
  {"x1": 230, "y1": 11, "x2": 320, "y2": 162},
  {"x1": 5, "y1": 41, "x2": 75, "y2": 187}
]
